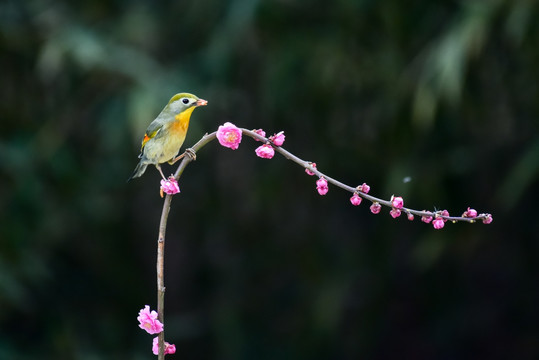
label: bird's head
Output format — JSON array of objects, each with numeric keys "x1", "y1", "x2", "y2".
[{"x1": 167, "y1": 93, "x2": 208, "y2": 114}]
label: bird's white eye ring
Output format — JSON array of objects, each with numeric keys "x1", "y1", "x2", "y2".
[{"x1": 182, "y1": 98, "x2": 190, "y2": 104}]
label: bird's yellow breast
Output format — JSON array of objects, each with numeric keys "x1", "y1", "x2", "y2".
[
  {"x1": 172, "y1": 106, "x2": 196, "y2": 134},
  {"x1": 164, "y1": 106, "x2": 196, "y2": 153}
]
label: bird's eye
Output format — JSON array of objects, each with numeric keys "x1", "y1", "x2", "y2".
[{"x1": 181, "y1": 98, "x2": 190, "y2": 105}]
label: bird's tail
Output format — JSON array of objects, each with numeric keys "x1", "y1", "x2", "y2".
[{"x1": 127, "y1": 161, "x2": 148, "y2": 182}]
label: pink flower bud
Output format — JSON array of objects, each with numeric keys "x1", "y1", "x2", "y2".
[
  {"x1": 440, "y1": 209, "x2": 450, "y2": 220},
  {"x1": 255, "y1": 144, "x2": 275, "y2": 159},
  {"x1": 391, "y1": 195, "x2": 404, "y2": 209},
  {"x1": 316, "y1": 177, "x2": 329, "y2": 195},
  {"x1": 360, "y1": 183, "x2": 370, "y2": 194},
  {"x1": 350, "y1": 193, "x2": 362, "y2": 206},
  {"x1": 462, "y1": 207, "x2": 478, "y2": 218},
  {"x1": 160, "y1": 177, "x2": 180, "y2": 196},
  {"x1": 421, "y1": 214, "x2": 433, "y2": 223},
  {"x1": 482, "y1": 214, "x2": 493, "y2": 224},
  {"x1": 390, "y1": 208, "x2": 401, "y2": 218},
  {"x1": 407, "y1": 212, "x2": 414, "y2": 221},
  {"x1": 166, "y1": 343, "x2": 176, "y2": 355},
  {"x1": 152, "y1": 337, "x2": 176, "y2": 355},
  {"x1": 432, "y1": 218, "x2": 445, "y2": 229},
  {"x1": 370, "y1": 202, "x2": 381, "y2": 214},
  {"x1": 270, "y1": 131, "x2": 285, "y2": 146},
  {"x1": 253, "y1": 129, "x2": 266, "y2": 141},
  {"x1": 217, "y1": 122, "x2": 242, "y2": 150},
  {"x1": 305, "y1": 162, "x2": 317, "y2": 176}
]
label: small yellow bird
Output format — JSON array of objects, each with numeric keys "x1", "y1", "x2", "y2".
[{"x1": 128, "y1": 93, "x2": 208, "y2": 181}]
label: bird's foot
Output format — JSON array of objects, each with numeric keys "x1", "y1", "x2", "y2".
[
  {"x1": 171, "y1": 148, "x2": 197, "y2": 164},
  {"x1": 184, "y1": 148, "x2": 196, "y2": 161}
]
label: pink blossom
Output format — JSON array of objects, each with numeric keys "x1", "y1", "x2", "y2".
[
  {"x1": 370, "y1": 202, "x2": 381, "y2": 214},
  {"x1": 391, "y1": 195, "x2": 404, "y2": 209},
  {"x1": 137, "y1": 306, "x2": 163, "y2": 335},
  {"x1": 421, "y1": 214, "x2": 433, "y2": 223},
  {"x1": 160, "y1": 177, "x2": 180, "y2": 196},
  {"x1": 407, "y1": 212, "x2": 414, "y2": 221},
  {"x1": 316, "y1": 177, "x2": 329, "y2": 195},
  {"x1": 462, "y1": 207, "x2": 478, "y2": 218},
  {"x1": 255, "y1": 144, "x2": 275, "y2": 159},
  {"x1": 270, "y1": 131, "x2": 285, "y2": 146},
  {"x1": 305, "y1": 162, "x2": 317, "y2": 176},
  {"x1": 350, "y1": 193, "x2": 362, "y2": 206},
  {"x1": 482, "y1": 214, "x2": 493, "y2": 224},
  {"x1": 253, "y1": 129, "x2": 266, "y2": 141},
  {"x1": 152, "y1": 337, "x2": 176, "y2": 355},
  {"x1": 440, "y1": 209, "x2": 450, "y2": 220},
  {"x1": 359, "y1": 183, "x2": 370, "y2": 194},
  {"x1": 217, "y1": 122, "x2": 242, "y2": 150},
  {"x1": 390, "y1": 208, "x2": 401, "y2": 218},
  {"x1": 432, "y1": 217, "x2": 445, "y2": 229}
]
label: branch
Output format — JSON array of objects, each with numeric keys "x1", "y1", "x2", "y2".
[
  {"x1": 239, "y1": 128, "x2": 493, "y2": 225},
  {"x1": 156, "y1": 192, "x2": 171, "y2": 359},
  {"x1": 153, "y1": 124, "x2": 492, "y2": 356}
]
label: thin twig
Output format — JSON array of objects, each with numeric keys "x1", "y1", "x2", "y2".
[
  {"x1": 156, "y1": 194, "x2": 171, "y2": 359},
  {"x1": 239, "y1": 128, "x2": 492, "y2": 223}
]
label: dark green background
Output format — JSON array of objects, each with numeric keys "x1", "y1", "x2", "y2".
[{"x1": 1, "y1": 0, "x2": 538, "y2": 359}]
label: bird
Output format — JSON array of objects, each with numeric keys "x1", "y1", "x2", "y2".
[{"x1": 128, "y1": 92, "x2": 208, "y2": 181}]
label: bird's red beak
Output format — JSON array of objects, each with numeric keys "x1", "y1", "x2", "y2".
[{"x1": 196, "y1": 99, "x2": 208, "y2": 106}]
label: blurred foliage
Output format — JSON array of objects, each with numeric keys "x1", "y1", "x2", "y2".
[{"x1": 1, "y1": 0, "x2": 538, "y2": 358}]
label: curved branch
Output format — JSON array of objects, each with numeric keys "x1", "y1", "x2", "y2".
[
  {"x1": 167, "y1": 128, "x2": 492, "y2": 224},
  {"x1": 155, "y1": 125, "x2": 491, "y2": 355},
  {"x1": 239, "y1": 128, "x2": 492, "y2": 224}
]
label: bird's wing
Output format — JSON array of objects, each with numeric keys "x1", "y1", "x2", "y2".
[{"x1": 140, "y1": 121, "x2": 164, "y2": 151}]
